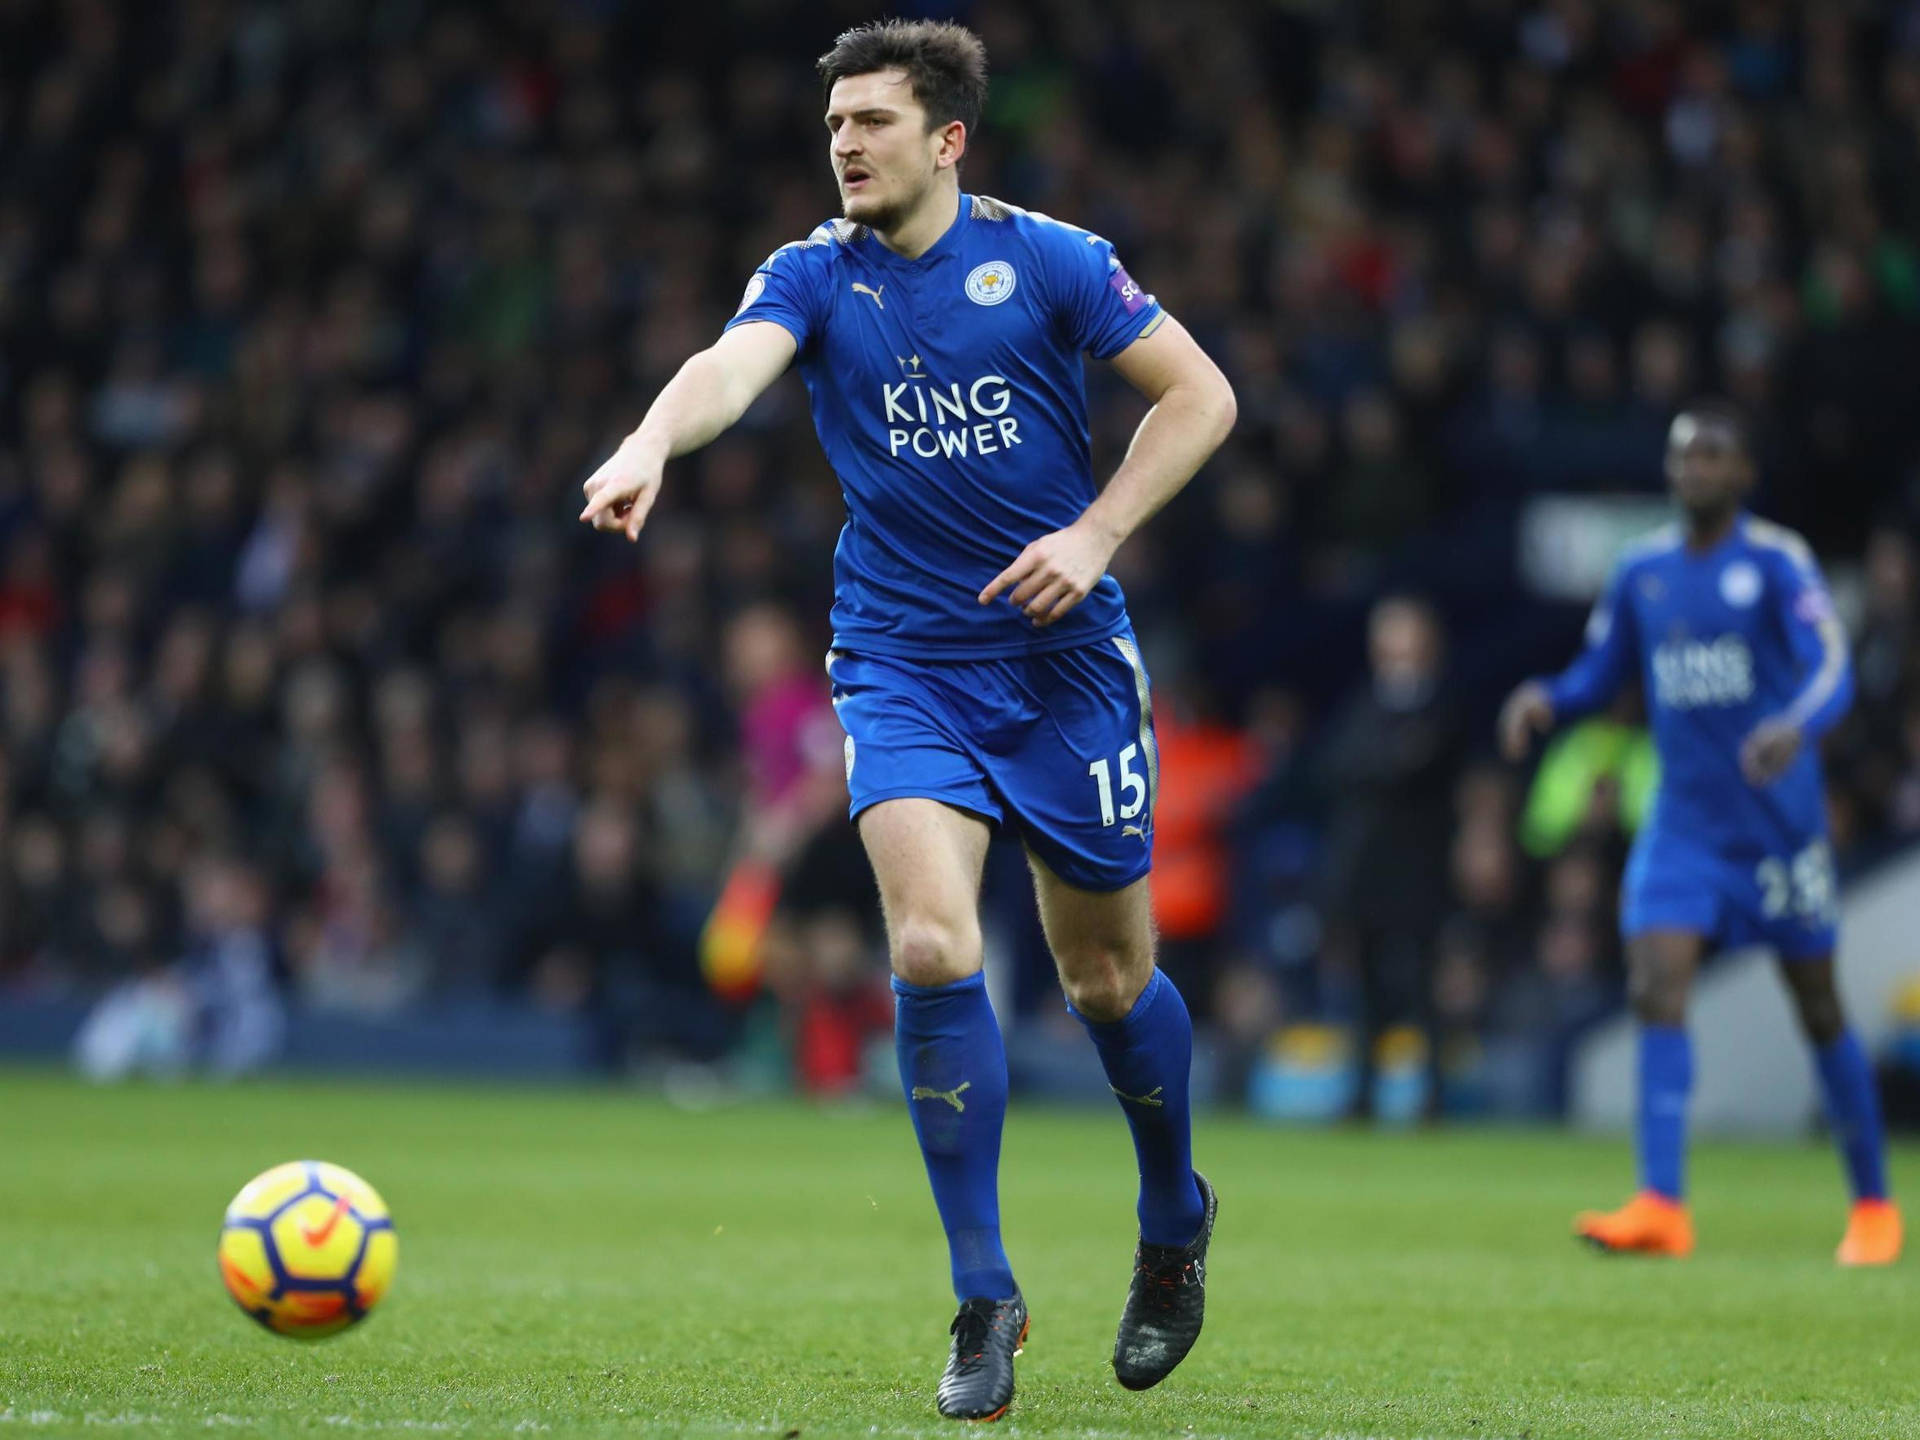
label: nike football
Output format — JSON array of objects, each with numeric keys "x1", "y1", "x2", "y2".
[{"x1": 217, "y1": 1160, "x2": 397, "y2": 1338}]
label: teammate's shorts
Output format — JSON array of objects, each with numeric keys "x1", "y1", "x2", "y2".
[
  {"x1": 827, "y1": 631, "x2": 1157, "y2": 892},
  {"x1": 1622, "y1": 827, "x2": 1839, "y2": 959}
]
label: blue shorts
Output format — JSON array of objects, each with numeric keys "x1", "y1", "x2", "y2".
[
  {"x1": 827, "y1": 633, "x2": 1157, "y2": 892},
  {"x1": 1622, "y1": 829, "x2": 1838, "y2": 959}
]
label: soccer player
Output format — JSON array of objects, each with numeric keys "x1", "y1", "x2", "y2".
[
  {"x1": 579, "y1": 20, "x2": 1235, "y2": 1420},
  {"x1": 1499, "y1": 401, "x2": 1901, "y2": 1266}
]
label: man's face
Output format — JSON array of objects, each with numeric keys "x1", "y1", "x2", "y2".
[
  {"x1": 1369, "y1": 602, "x2": 1440, "y2": 693},
  {"x1": 825, "y1": 69, "x2": 947, "y2": 230},
  {"x1": 1665, "y1": 414, "x2": 1750, "y2": 515}
]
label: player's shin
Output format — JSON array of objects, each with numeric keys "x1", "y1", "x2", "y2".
[
  {"x1": 1075, "y1": 968, "x2": 1205, "y2": 1246},
  {"x1": 1815, "y1": 1030, "x2": 1890, "y2": 1202},
  {"x1": 892, "y1": 972, "x2": 1017, "y2": 1302},
  {"x1": 1637, "y1": 1024, "x2": 1693, "y2": 1201}
]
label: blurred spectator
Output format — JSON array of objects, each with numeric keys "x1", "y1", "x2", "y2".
[
  {"x1": 1317, "y1": 596, "x2": 1463, "y2": 1119},
  {"x1": 72, "y1": 853, "x2": 282, "y2": 1080},
  {"x1": 761, "y1": 905, "x2": 892, "y2": 1098},
  {"x1": 1147, "y1": 674, "x2": 1265, "y2": 1010}
]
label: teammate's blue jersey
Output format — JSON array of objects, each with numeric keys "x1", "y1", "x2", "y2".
[
  {"x1": 724, "y1": 193, "x2": 1165, "y2": 659},
  {"x1": 1545, "y1": 513, "x2": 1854, "y2": 851}
]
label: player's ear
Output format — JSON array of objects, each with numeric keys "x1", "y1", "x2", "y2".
[{"x1": 933, "y1": 119, "x2": 966, "y2": 171}]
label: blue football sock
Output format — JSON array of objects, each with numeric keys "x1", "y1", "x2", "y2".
[
  {"x1": 1815, "y1": 1030, "x2": 1890, "y2": 1202},
  {"x1": 1075, "y1": 968, "x2": 1205, "y2": 1246},
  {"x1": 1637, "y1": 1024, "x2": 1692, "y2": 1201},
  {"x1": 892, "y1": 972, "x2": 1016, "y2": 1302}
]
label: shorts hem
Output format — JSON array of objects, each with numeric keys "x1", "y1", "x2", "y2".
[
  {"x1": 848, "y1": 786, "x2": 1004, "y2": 828},
  {"x1": 1024, "y1": 848, "x2": 1152, "y2": 895},
  {"x1": 1621, "y1": 915, "x2": 1717, "y2": 941},
  {"x1": 1773, "y1": 933, "x2": 1840, "y2": 961}
]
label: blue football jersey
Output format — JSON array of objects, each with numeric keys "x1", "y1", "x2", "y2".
[
  {"x1": 1545, "y1": 514, "x2": 1854, "y2": 850},
  {"x1": 723, "y1": 193, "x2": 1166, "y2": 659}
]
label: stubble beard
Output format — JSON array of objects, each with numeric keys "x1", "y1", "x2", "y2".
[{"x1": 844, "y1": 170, "x2": 931, "y2": 235}]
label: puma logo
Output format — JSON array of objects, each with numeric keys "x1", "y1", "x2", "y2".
[
  {"x1": 1110, "y1": 1084, "x2": 1164, "y2": 1108},
  {"x1": 912, "y1": 1081, "x2": 971, "y2": 1113},
  {"x1": 852, "y1": 282, "x2": 886, "y2": 309},
  {"x1": 1122, "y1": 825, "x2": 1148, "y2": 842}
]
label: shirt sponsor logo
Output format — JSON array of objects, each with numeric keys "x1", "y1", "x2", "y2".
[
  {"x1": 965, "y1": 260, "x2": 1017, "y2": 306},
  {"x1": 881, "y1": 370, "x2": 1024, "y2": 460},
  {"x1": 1652, "y1": 635, "x2": 1755, "y2": 709}
]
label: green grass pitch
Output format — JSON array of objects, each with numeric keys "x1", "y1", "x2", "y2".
[{"x1": 1, "y1": 1070, "x2": 1915, "y2": 1439}]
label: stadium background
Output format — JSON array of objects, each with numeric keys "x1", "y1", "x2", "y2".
[{"x1": 4, "y1": 0, "x2": 1920, "y2": 1121}]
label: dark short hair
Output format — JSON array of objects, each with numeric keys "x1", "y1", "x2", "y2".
[
  {"x1": 1671, "y1": 397, "x2": 1750, "y2": 456},
  {"x1": 817, "y1": 19, "x2": 989, "y2": 135}
]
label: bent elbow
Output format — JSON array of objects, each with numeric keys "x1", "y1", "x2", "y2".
[{"x1": 1206, "y1": 374, "x2": 1238, "y2": 446}]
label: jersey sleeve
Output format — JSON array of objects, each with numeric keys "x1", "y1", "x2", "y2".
[
  {"x1": 1545, "y1": 560, "x2": 1640, "y2": 724},
  {"x1": 1768, "y1": 547, "x2": 1854, "y2": 737},
  {"x1": 1047, "y1": 229, "x2": 1166, "y2": 360},
  {"x1": 722, "y1": 241, "x2": 825, "y2": 351}
]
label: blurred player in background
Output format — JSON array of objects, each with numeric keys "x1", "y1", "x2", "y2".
[
  {"x1": 1501, "y1": 401, "x2": 1900, "y2": 1266},
  {"x1": 580, "y1": 19, "x2": 1236, "y2": 1420}
]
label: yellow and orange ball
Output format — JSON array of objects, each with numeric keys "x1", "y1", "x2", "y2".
[{"x1": 217, "y1": 1161, "x2": 397, "y2": 1339}]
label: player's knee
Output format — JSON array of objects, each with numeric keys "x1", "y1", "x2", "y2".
[
  {"x1": 888, "y1": 918, "x2": 981, "y2": 989},
  {"x1": 1791, "y1": 986, "x2": 1845, "y2": 1046},
  {"x1": 1058, "y1": 947, "x2": 1149, "y2": 1023},
  {"x1": 1799, "y1": 1004, "x2": 1844, "y2": 1047},
  {"x1": 1626, "y1": 964, "x2": 1688, "y2": 1026}
]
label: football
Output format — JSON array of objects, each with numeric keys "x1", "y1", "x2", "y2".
[{"x1": 217, "y1": 1160, "x2": 398, "y2": 1339}]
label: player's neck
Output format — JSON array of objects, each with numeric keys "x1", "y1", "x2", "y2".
[
  {"x1": 871, "y1": 183, "x2": 962, "y2": 261},
  {"x1": 1683, "y1": 507, "x2": 1742, "y2": 552}
]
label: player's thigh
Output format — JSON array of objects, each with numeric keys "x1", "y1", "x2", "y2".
[
  {"x1": 857, "y1": 797, "x2": 993, "y2": 985},
  {"x1": 1026, "y1": 846, "x2": 1155, "y2": 1023},
  {"x1": 1774, "y1": 952, "x2": 1845, "y2": 1045},
  {"x1": 1622, "y1": 831, "x2": 1723, "y2": 946},
  {"x1": 830, "y1": 648, "x2": 999, "y2": 984},
  {"x1": 1623, "y1": 929, "x2": 1705, "y2": 1024}
]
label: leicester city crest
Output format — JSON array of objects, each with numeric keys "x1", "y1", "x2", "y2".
[
  {"x1": 965, "y1": 260, "x2": 1017, "y2": 306},
  {"x1": 1719, "y1": 560, "x2": 1763, "y2": 608}
]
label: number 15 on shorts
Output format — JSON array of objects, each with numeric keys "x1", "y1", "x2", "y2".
[{"x1": 1089, "y1": 744, "x2": 1148, "y2": 827}]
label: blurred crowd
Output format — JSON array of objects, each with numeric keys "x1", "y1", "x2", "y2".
[{"x1": 5, "y1": 0, "x2": 1920, "y2": 1106}]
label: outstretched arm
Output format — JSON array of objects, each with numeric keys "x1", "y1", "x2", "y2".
[
  {"x1": 1500, "y1": 564, "x2": 1638, "y2": 761},
  {"x1": 579, "y1": 320, "x2": 798, "y2": 541},
  {"x1": 979, "y1": 316, "x2": 1236, "y2": 625}
]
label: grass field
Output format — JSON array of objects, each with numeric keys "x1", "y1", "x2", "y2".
[{"x1": 1, "y1": 1070, "x2": 1916, "y2": 1440}]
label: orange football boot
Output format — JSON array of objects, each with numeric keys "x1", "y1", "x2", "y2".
[
  {"x1": 1574, "y1": 1190, "x2": 1695, "y2": 1257},
  {"x1": 1836, "y1": 1199, "x2": 1903, "y2": 1267}
]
